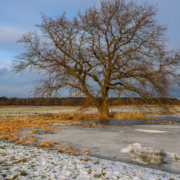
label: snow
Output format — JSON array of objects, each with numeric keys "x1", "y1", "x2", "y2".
[
  {"x1": 0, "y1": 141, "x2": 179, "y2": 180},
  {"x1": 135, "y1": 129, "x2": 167, "y2": 133},
  {"x1": 121, "y1": 143, "x2": 180, "y2": 165},
  {"x1": 121, "y1": 143, "x2": 142, "y2": 153}
]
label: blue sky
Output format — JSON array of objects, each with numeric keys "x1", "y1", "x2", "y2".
[{"x1": 0, "y1": 0, "x2": 180, "y2": 98}]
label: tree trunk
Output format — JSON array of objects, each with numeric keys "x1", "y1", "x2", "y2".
[{"x1": 98, "y1": 99, "x2": 109, "y2": 122}]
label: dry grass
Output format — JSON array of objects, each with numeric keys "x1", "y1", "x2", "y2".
[
  {"x1": 0, "y1": 116, "x2": 57, "y2": 144},
  {"x1": 130, "y1": 148, "x2": 167, "y2": 166},
  {"x1": 39, "y1": 112, "x2": 100, "y2": 120},
  {"x1": 38, "y1": 111, "x2": 150, "y2": 121},
  {"x1": 0, "y1": 110, "x2": 178, "y2": 143},
  {"x1": 39, "y1": 140, "x2": 53, "y2": 148},
  {"x1": 0, "y1": 115, "x2": 92, "y2": 156},
  {"x1": 0, "y1": 106, "x2": 179, "y2": 158},
  {"x1": 29, "y1": 136, "x2": 37, "y2": 142},
  {"x1": 55, "y1": 144, "x2": 85, "y2": 155},
  {"x1": 113, "y1": 112, "x2": 146, "y2": 120},
  {"x1": 159, "y1": 120, "x2": 179, "y2": 125},
  {"x1": 81, "y1": 149, "x2": 90, "y2": 154},
  {"x1": 0, "y1": 110, "x2": 174, "y2": 145}
]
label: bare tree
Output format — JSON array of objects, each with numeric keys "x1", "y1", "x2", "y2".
[{"x1": 13, "y1": 0, "x2": 180, "y2": 120}]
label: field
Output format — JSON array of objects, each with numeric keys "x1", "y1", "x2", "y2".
[
  {"x1": 0, "y1": 105, "x2": 180, "y2": 150},
  {"x1": 0, "y1": 105, "x2": 180, "y2": 179},
  {"x1": 1, "y1": 105, "x2": 180, "y2": 118}
]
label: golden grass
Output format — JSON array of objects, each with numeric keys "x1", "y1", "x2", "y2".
[
  {"x1": 113, "y1": 112, "x2": 146, "y2": 120},
  {"x1": 0, "y1": 115, "x2": 93, "y2": 156},
  {"x1": 81, "y1": 149, "x2": 90, "y2": 154},
  {"x1": 55, "y1": 144, "x2": 80, "y2": 155},
  {"x1": 29, "y1": 136, "x2": 37, "y2": 142},
  {"x1": 39, "y1": 140, "x2": 53, "y2": 148},
  {"x1": 0, "y1": 107, "x2": 179, "y2": 157},
  {"x1": 0, "y1": 116, "x2": 57, "y2": 144},
  {"x1": 39, "y1": 111, "x2": 152, "y2": 121},
  {"x1": 39, "y1": 112, "x2": 100, "y2": 120},
  {"x1": 0, "y1": 110, "x2": 175, "y2": 144},
  {"x1": 38, "y1": 111, "x2": 150, "y2": 121}
]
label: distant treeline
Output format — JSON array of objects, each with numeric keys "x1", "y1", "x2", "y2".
[{"x1": 0, "y1": 96, "x2": 179, "y2": 106}]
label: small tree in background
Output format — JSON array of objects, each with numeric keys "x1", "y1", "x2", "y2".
[{"x1": 13, "y1": 0, "x2": 180, "y2": 121}]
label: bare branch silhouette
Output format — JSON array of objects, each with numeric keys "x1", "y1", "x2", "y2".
[{"x1": 12, "y1": 0, "x2": 180, "y2": 120}]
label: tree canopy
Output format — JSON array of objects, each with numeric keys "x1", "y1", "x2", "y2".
[{"x1": 13, "y1": 0, "x2": 180, "y2": 120}]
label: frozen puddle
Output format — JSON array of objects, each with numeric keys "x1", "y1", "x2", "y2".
[
  {"x1": 121, "y1": 143, "x2": 180, "y2": 166},
  {"x1": 0, "y1": 141, "x2": 180, "y2": 180},
  {"x1": 135, "y1": 129, "x2": 168, "y2": 133}
]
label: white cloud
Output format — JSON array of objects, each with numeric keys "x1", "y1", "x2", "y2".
[
  {"x1": 0, "y1": 26, "x2": 25, "y2": 44},
  {"x1": 0, "y1": 26, "x2": 27, "y2": 54}
]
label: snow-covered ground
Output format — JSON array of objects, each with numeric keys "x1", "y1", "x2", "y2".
[{"x1": 0, "y1": 141, "x2": 180, "y2": 180}]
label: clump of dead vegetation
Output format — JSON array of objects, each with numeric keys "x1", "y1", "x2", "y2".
[
  {"x1": 113, "y1": 112, "x2": 146, "y2": 120},
  {"x1": 0, "y1": 115, "x2": 93, "y2": 156},
  {"x1": 38, "y1": 111, "x2": 150, "y2": 121},
  {"x1": 39, "y1": 112, "x2": 100, "y2": 120},
  {"x1": 0, "y1": 116, "x2": 58, "y2": 146}
]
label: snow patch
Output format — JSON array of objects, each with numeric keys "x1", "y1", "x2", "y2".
[
  {"x1": 0, "y1": 141, "x2": 179, "y2": 180},
  {"x1": 135, "y1": 129, "x2": 167, "y2": 133},
  {"x1": 121, "y1": 143, "x2": 180, "y2": 165},
  {"x1": 121, "y1": 143, "x2": 142, "y2": 153}
]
